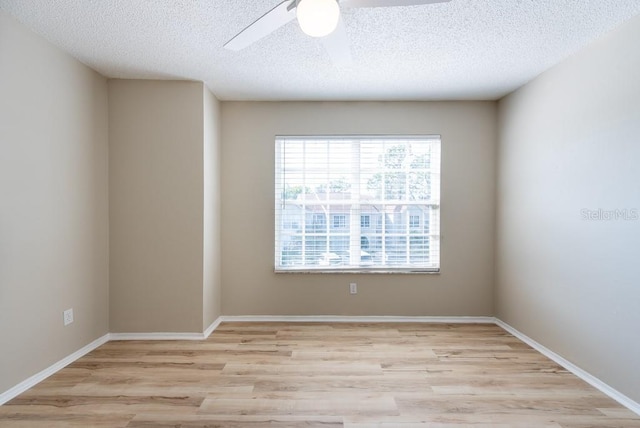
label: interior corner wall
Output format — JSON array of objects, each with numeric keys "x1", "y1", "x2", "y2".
[
  {"x1": 496, "y1": 15, "x2": 640, "y2": 402},
  {"x1": 203, "y1": 87, "x2": 222, "y2": 329},
  {"x1": 220, "y1": 101, "x2": 497, "y2": 316},
  {"x1": 0, "y1": 10, "x2": 109, "y2": 393},
  {"x1": 108, "y1": 80, "x2": 205, "y2": 333}
]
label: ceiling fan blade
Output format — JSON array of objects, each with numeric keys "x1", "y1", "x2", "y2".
[
  {"x1": 341, "y1": 0, "x2": 451, "y2": 8},
  {"x1": 321, "y1": 14, "x2": 353, "y2": 68},
  {"x1": 224, "y1": 0, "x2": 297, "y2": 51}
]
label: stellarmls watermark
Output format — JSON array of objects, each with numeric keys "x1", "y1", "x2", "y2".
[{"x1": 581, "y1": 208, "x2": 639, "y2": 221}]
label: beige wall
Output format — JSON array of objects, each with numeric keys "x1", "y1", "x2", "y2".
[
  {"x1": 221, "y1": 101, "x2": 497, "y2": 316},
  {"x1": 0, "y1": 10, "x2": 109, "y2": 393},
  {"x1": 108, "y1": 80, "x2": 206, "y2": 333},
  {"x1": 203, "y1": 87, "x2": 222, "y2": 329},
  {"x1": 496, "y1": 15, "x2": 640, "y2": 402},
  {"x1": 5, "y1": 0, "x2": 638, "y2": 406}
]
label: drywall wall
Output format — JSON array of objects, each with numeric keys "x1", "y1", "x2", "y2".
[
  {"x1": 203, "y1": 87, "x2": 222, "y2": 329},
  {"x1": 496, "y1": 15, "x2": 640, "y2": 403},
  {"x1": 221, "y1": 101, "x2": 497, "y2": 316},
  {"x1": 108, "y1": 80, "x2": 205, "y2": 333},
  {"x1": 0, "y1": 10, "x2": 109, "y2": 393}
]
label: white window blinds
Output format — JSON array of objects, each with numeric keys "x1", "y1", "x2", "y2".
[{"x1": 275, "y1": 136, "x2": 441, "y2": 273}]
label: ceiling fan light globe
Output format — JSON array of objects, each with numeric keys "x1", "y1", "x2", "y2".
[{"x1": 297, "y1": 0, "x2": 340, "y2": 38}]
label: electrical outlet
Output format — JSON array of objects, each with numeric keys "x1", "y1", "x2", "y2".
[
  {"x1": 350, "y1": 282, "x2": 357, "y2": 294},
  {"x1": 63, "y1": 308, "x2": 74, "y2": 326}
]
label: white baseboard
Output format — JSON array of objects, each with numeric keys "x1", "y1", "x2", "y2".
[
  {"x1": 3, "y1": 316, "x2": 638, "y2": 417},
  {"x1": 220, "y1": 315, "x2": 496, "y2": 324},
  {"x1": 0, "y1": 333, "x2": 109, "y2": 406},
  {"x1": 0, "y1": 317, "x2": 225, "y2": 406},
  {"x1": 224, "y1": 315, "x2": 640, "y2": 415},
  {"x1": 204, "y1": 317, "x2": 223, "y2": 338},
  {"x1": 109, "y1": 332, "x2": 206, "y2": 341},
  {"x1": 110, "y1": 316, "x2": 224, "y2": 341},
  {"x1": 494, "y1": 318, "x2": 640, "y2": 416}
]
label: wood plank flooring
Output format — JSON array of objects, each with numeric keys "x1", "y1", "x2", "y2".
[{"x1": 1, "y1": 322, "x2": 639, "y2": 427}]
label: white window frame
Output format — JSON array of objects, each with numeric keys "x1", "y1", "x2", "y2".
[{"x1": 275, "y1": 135, "x2": 441, "y2": 273}]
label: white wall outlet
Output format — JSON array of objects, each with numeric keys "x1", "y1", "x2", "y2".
[
  {"x1": 350, "y1": 282, "x2": 357, "y2": 294},
  {"x1": 63, "y1": 308, "x2": 74, "y2": 326}
]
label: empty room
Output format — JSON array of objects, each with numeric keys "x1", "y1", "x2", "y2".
[{"x1": 1, "y1": 0, "x2": 639, "y2": 426}]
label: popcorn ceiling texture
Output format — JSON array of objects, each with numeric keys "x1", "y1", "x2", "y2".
[{"x1": 1, "y1": 0, "x2": 639, "y2": 100}]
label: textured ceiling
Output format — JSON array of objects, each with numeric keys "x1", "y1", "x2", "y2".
[{"x1": 1, "y1": 0, "x2": 640, "y2": 101}]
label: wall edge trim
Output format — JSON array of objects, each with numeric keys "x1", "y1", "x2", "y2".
[
  {"x1": 219, "y1": 315, "x2": 495, "y2": 323},
  {"x1": 0, "y1": 333, "x2": 110, "y2": 406},
  {"x1": 3, "y1": 317, "x2": 637, "y2": 417},
  {"x1": 204, "y1": 316, "x2": 223, "y2": 338},
  {"x1": 495, "y1": 318, "x2": 640, "y2": 416},
  {"x1": 0, "y1": 318, "x2": 227, "y2": 404},
  {"x1": 110, "y1": 316, "x2": 224, "y2": 341},
  {"x1": 109, "y1": 332, "x2": 204, "y2": 341}
]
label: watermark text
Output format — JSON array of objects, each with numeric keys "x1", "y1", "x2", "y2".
[{"x1": 581, "y1": 208, "x2": 639, "y2": 221}]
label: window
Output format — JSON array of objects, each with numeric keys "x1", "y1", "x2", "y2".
[
  {"x1": 312, "y1": 213, "x2": 326, "y2": 225},
  {"x1": 310, "y1": 213, "x2": 326, "y2": 233},
  {"x1": 275, "y1": 135, "x2": 441, "y2": 272},
  {"x1": 332, "y1": 214, "x2": 347, "y2": 229}
]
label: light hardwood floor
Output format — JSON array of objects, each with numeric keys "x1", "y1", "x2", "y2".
[{"x1": 1, "y1": 322, "x2": 639, "y2": 427}]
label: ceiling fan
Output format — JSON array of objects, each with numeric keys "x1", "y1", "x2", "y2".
[{"x1": 224, "y1": 0, "x2": 451, "y2": 66}]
